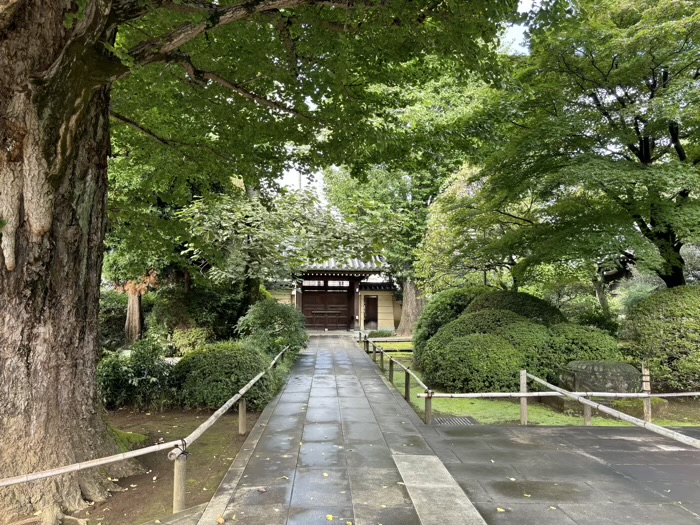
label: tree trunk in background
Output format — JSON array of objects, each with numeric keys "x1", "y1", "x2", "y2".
[
  {"x1": 125, "y1": 283, "x2": 144, "y2": 344},
  {"x1": 396, "y1": 280, "x2": 424, "y2": 336},
  {"x1": 0, "y1": 5, "x2": 138, "y2": 523}
]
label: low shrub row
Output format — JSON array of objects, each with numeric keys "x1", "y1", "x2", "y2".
[{"x1": 98, "y1": 299, "x2": 306, "y2": 410}]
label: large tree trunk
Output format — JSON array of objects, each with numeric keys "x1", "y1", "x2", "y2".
[
  {"x1": 0, "y1": 5, "x2": 137, "y2": 524},
  {"x1": 395, "y1": 279, "x2": 424, "y2": 336},
  {"x1": 653, "y1": 235, "x2": 686, "y2": 288}
]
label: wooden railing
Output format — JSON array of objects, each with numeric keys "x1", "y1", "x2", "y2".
[
  {"x1": 415, "y1": 369, "x2": 700, "y2": 450},
  {"x1": 361, "y1": 335, "x2": 434, "y2": 424},
  {"x1": 0, "y1": 346, "x2": 289, "y2": 515}
]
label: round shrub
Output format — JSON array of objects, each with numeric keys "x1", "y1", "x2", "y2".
[
  {"x1": 422, "y1": 334, "x2": 524, "y2": 392},
  {"x1": 465, "y1": 291, "x2": 567, "y2": 326},
  {"x1": 494, "y1": 321, "x2": 552, "y2": 379},
  {"x1": 545, "y1": 324, "x2": 622, "y2": 381},
  {"x1": 237, "y1": 299, "x2": 308, "y2": 356},
  {"x1": 419, "y1": 309, "x2": 528, "y2": 370},
  {"x1": 173, "y1": 340, "x2": 278, "y2": 410},
  {"x1": 413, "y1": 286, "x2": 491, "y2": 367},
  {"x1": 627, "y1": 286, "x2": 700, "y2": 391}
]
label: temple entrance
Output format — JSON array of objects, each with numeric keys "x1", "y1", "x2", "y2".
[{"x1": 363, "y1": 295, "x2": 378, "y2": 330}]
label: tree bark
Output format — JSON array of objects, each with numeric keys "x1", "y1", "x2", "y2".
[
  {"x1": 395, "y1": 279, "x2": 424, "y2": 336},
  {"x1": 0, "y1": 5, "x2": 138, "y2": 524},
  {"x1": 125, "y1": 282, "x2": 144, "y2": 344}
]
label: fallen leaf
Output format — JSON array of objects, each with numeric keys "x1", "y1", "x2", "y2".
[
  {"x1": 258, "y1": 487, "x2": 268, "y2": 493},
  {"x1": 496, "y1": 508, "x2": 506, "y2": 513},
  {"x1": 523, "y1": 493, "x2": 531, "y2": 498},
  {"x1": 508, "y1": 477, "x2": 516, "y2": 481},
  {"x1": 326, "y1": 515, "x2": 334, "y2": 521},
  {"x1": 217, "y1": 517, "x2": 225, "y2": 524},
  {"x1": 548, "y1": 506, "x2": 557, "y2": 510},
  {"x1": 323, "y1": 473, "x2": 329, "y2": 477}
]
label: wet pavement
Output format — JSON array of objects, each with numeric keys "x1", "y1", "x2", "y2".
[
  {"x1": 196, "y1": 334, "x2": 480, "y2": 525},
  {"x1": 189, "y1": 334, "x2": 700, "y2": 525},
  {"x1": 418, "y1": 415, "x2": 700, "y2": 524}
]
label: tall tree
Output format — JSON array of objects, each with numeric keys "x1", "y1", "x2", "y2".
[
  {"x1": 0, "y1": 4, "x2": 519, "y2": 519},
  {"x1": 477, "y1": 0, "x2": 700, "y2": 287}
]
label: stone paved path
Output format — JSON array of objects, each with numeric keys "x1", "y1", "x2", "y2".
[
  {"x1": 190, "y1": 334, "x2": 700, "y2": 525},
  {"x1": 197, "y1": 334, "x2": 480, "y2": 525},
  {"x1": 417, "y1": 414, "x2": 700, "y2": 524}
]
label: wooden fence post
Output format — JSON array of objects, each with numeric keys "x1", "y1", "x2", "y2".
[
  {"x1": 583, "y1": 404, "x2": 592, "y2": 426},
  {"x1": 642, "y1": 364, "x2": 652, "y2": 423},
  {"x1": 364, "y1": 337, "x2": 369, "y2": 354},
  {"x1": 520, "y1": 370, "x2": 528, "y2": 426},
  {"x1": 239, "y1": 397, "x2": 247, "y2": 435},
  {"x1": 404, "y1": 371, "x2": 411, "y2": 402},
  {"x1": 425, "y1": 393, "x2": 433, "y2": 425},
  {"x1": 172, "y1": 452, "x2": 187, "y2": 514},
  {"x1": 380, "y1": 350, "x2": 384, "y2": 372},
  {"x1": 389, "y1": 359, "x2": 394, "y2": 383},
  {"x1": 372, "y1": 344, "x2": 377, "y2": 362}
]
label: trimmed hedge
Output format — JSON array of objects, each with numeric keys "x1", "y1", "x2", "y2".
[
  {"x1": 494, "y1": 321, "x2": 552, "y2": 379},
  {"x1": 412, "y1": 286, "x2": 491, "y2": 367},
  {"x1": 419, "y1": 309, "x2": 528, "y2": 370},
  {"x1": 237, "y1": 299, "x2": 308, "y2": 356},
  {"x1": 173, "y1": 340, "x2": 280, "y2": 410},
  {"x1": 627, "y1": 286, "x2": 700, "y2": 391},
  {"x1": 422, "y1": 334, "x2": 523, "y2": 392},
  {"x1": 546, "y1": 324, "x2": 622, "y2": 380},
  {"x1": 466, "y1": 291, "x2": 566, "y2": 326},
  {"x1": 368, "y1": 330, "x2": 394, "y2": 338}
]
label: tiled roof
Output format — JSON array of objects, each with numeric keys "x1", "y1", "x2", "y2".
[{"x1": 306, "y1": 256, "x2": 387, "y2": 272}]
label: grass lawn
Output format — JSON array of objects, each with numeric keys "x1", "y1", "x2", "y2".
[
  {"x1": 378, "y1": 355, "x2": 700, "y2": 427},
  {"x1": 375, "y1": 341, "x2": 414, "y2": 351}
]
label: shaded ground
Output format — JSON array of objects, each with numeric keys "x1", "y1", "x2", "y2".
[
  {"x1": 419, "y1": 425, "x2": 700, "y2": 525},
  {"x1": 74, "y1": 409, "x2": 257, "y2": 525}
]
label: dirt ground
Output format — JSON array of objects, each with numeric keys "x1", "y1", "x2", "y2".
[{"x1": 74, "y1": 409, "x2": 258, "y2": 525}]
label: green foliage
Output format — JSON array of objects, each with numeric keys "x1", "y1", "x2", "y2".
[
  {"x1": 173, "y1": 340, "x2": 279, "y2": 410},
  {"x1": 575, "y1": 306, "x2": 620, "y2": 337},
  {"x1": 368, "y1": 330, "x2": 394, "y2": 338},
  {"x1": 469, "y1": 0, "x2": 700, "y2": 286},
  {"x1": 494, "y1": 322, "x2": 552, "y2": 379},
  {"x1": 419, "y1": 309, "x2": 528, "y2": 370},
  {"x1": 546, "y1": 324, "x2": 623, "y2": 382},
  {"x1": 627, "y1": 286, "x2": 700, "y2": 391},
  {"x1": 413, "y1": 286, "x2": 491, "y2": 366},
  {"x1": 171, "y1": 327, "x2": 213, "y2": 355},
  {"x1": 422, "y1": 334, "x2": 523, "y2": 392},
  {"x1": 99, "y1": 290, "x2": 129, "y2": 350},
  {"x1": 148, "y1": 283, "x2": 250, "y2": 340},
  {"x1": 236, "y1": 299, "x2": 308, "y2": 356},
  {"x1": 97, "y1": 337, "x2": 174, "y2": 410},
  {"x1": 466, "y1": 291, "x2": 566, "y2": 326}
]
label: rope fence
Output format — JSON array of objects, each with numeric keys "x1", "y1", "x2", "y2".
[{"x1": 0, "y1": 346, "x2": 290, "y2": 515}]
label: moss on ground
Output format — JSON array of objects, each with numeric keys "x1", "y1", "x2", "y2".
[{"x1": 111, "y1": 426, "x2": 148, "y2": 452}]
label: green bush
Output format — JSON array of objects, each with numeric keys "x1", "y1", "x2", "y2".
[
  {"x1": 545, "y1": 324, "x2": 622, "y2": 381},
  {"x1": 368, "y1": 330, "x2": 394, "y2": 338},
  {"x1": 97, "y1": 337, "x2": 174, "y2": 410},
  {"x1": 148, "y1": 283, "x2": 251, "y2": 340},
  {"x1": 171, "y1": 327, "x2": 213, "y2": 355},
  {"x1": 99, "y1": 290, "x2": 128, "y2": 350},
  {"x1": 173, "y1": 340, "x2": 279, "y2": 410},
  {"x1": 626, "y1": 286, "x2": 700, "y2": 391},
  {"x1": 466, "y1": 291, "x2": 567, "y2": 326},
  {"x1": 237, "y1": 299, "x2": 308, "y2": 356},
  {"x1": 494, "y1": 321, "x2": 552, "y2": 379},
  {"x1": 417, "y1": 309, "x2": 528, "y2": 369},
  {"x1": 422, "y1": 334, "x2": 524, "y2": 392},
  {"x1": 412, "y1": 286, "x2": 491, "y2": 367}
]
